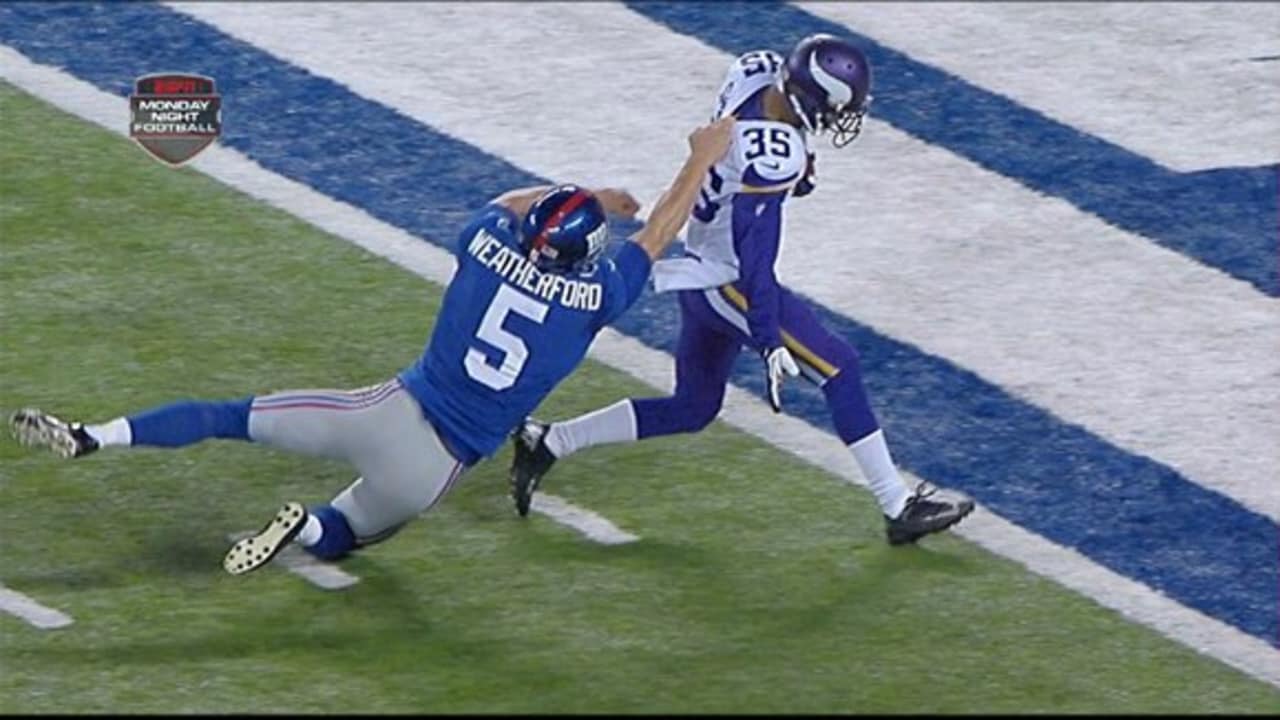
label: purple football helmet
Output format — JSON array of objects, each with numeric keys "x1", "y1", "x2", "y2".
[{"x1": 779, "y1": 34, "x2": 873, "y2": 148}]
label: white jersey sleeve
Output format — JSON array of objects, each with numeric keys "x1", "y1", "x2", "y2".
[
  {"x1": 711, "y1": 51, "x2": 808, "y2": 192},
  {"x1": 726, "y1": 121, "x2": 808, "y2": 194},
  {"x1": 713, "y1": 50, "x2": 786, "y2": 120}
]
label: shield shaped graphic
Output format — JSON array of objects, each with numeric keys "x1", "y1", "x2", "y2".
[{"x1": 129, "y1": 73, "x2": 221, "y2": 166}]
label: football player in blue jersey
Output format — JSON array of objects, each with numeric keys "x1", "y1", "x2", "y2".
[
  {"x1": 9, "y1": 117, "x2": 735, "y2": 575},
  {"x1": 510, "y1": 35, "x2": 974, "y2": 545}
]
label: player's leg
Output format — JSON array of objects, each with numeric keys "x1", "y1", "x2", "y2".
[
  {"x1": 629, "y1": 291, "x2": 744, "y2": 438},
  {"x1": 761, "y1": 285, "x2": 974, "y2": 543},
  {"x1": 549, "y1": 288, "x2": 742, "y2": 450},
  {"x1": 508, "y1": 289, "x2": 741, "y2": 515},
  {"x1": 240, "y1": 380, "x2": 407, "y2": 460},
  {"x1": 8, "y1": 381, "x2": 399, "y2": 459},
  {"x1": 225, "y1": 380, "x2": 467, "y2": 573},
  {"x1": 9, "y1": 397, "x2": 255, "y2": 459}
]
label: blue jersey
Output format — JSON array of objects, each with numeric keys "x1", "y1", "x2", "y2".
[{"x1": 399, "y1": 204, "x2": 651, "y2": 465}]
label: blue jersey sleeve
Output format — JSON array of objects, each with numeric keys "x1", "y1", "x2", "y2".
[
  {"x1": 592, "y1": 241, "x2": 652, "y2": 331},
  {"x1": 731, "y1": 190, "x2": 786, "y2": 350},
  {"x1": 455, "y1": 204, "x2": 521, "y2": 257}
]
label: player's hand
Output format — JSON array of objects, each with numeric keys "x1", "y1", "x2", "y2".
[
  {"x1": 792, "y1": 152, "x2": 817, "y2": 198},
  {"x1": 763, "y1": 346, "x2": 800, "y2": 413},
  {"x1": 594, "y1": 188, "x2": 641, "y2": 219},
  {"x1": 688, "y1": 116, "x2": 735, "y2": 166}
]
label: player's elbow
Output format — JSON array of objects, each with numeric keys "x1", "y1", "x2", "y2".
[
  {"x1": 634, "y1": 232, "x2": 670, "y2": 262},
  {"x1": 490, "y1": 193, "x2": 523, "y2": 216}
]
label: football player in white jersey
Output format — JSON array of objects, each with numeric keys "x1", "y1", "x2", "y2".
[{"x1": 510, "y1": 34, "x2": 974, "y2": 545}]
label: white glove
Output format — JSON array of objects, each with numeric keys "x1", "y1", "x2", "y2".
[{"x1": 763, "y1": 346, "x2": 800, "y2": 413}]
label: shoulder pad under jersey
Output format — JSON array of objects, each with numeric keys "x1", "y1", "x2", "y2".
[
  {"x1": 714, "y1": 49, "x2": 785, "y2": 120},
  {"x1": 729, "y1": 120, "x2": 808, "y2": 194}
]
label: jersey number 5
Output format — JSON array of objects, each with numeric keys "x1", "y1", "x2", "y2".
[{"x1": 465, "y1": 284, "x2": 549, "y2": 391}]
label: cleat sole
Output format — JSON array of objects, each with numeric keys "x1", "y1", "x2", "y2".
[{"x1": 223, "y1": 502, "x2": 307, "y2": 576}]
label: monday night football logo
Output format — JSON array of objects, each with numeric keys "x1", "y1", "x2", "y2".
[{"x1": 129, "y1": 73, "x2": 221, "y2": 166}]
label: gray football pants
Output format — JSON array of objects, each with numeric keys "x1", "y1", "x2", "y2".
[{"x1": 245, "y1": 378, "x2": 466, "y2": 542}]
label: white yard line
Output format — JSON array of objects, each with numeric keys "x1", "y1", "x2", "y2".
[
  {"x1": 227, "y1": 532, "x2": 359, "y2": 590},
  {"x1": 2, "y1": 46, "x2": 1274, "y2": 686},
  {"x1": 532, "y1": 495, "x2": 639, "y2": 545},
  {"x1": 0, "y1": 583, "x2": 73, "y2": 629}
]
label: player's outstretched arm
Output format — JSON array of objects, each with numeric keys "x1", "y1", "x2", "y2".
[
  {"x1": 491, "y1": 185, "x2": 555, "y2": 218},
  {"x1": 492, "y1": 186, "x2": 641, "y2": 220},
  {"x1": 632, "y1": 117, "x2": 735, "y2": 261}
]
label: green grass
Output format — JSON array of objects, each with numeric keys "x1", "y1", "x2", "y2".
[{"x1": 1, "y1": 81, "x2": 1277, "y2": 713}]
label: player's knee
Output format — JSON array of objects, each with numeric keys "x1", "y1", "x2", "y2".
[
  {"x1": 354, "y1": 521, "x2": 408, "y2": 548},
  {"x1": 687, "y1": 402, "x2": 721, "y2": 432},
  {"x1": 675, "y1": 388, "x2": 723, "y2": 432},
  {"x1": 807, "y1": 337, "x2": 862, "y2": 386},
  {"x1": 827, "y1": 340, "x2": 861, "y2": 377}
]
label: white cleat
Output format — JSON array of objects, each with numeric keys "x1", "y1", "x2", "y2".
[
  {"x1": 223, "y1": 502, "x2": 307, "y2": 576},
  {"x1": 9, "y1": 408, "x2": 99, "y2": 459}
]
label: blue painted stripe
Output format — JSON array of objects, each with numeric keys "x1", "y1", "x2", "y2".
[
  {"x1": 625, "y1": 0, "x2": 1279, "y2": 296},
  {"x1": 1, "y1": 2, "x2": 1274, "y2": 644}
]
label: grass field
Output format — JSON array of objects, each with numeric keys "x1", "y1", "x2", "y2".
[{"x1": 2, "y1": 81, "x2": 1277, "y2": 713}]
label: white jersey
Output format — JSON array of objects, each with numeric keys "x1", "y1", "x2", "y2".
[{"x1": 652, "y1": 51, "x2": 809, "y2": 293}]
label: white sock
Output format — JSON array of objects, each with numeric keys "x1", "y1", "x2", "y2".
[
  {"x1": 296, "y1": 513, "x2": 322, "y2": 546},
  {"x1": 849, "y1": 429, "x2": 911, "y2": 518},
  {"x1": 85, "y1": 418, "x2": 131, "y2": 448},
  {"x1": 544, "y1": 399, "x2": 638, "y2": 459}
]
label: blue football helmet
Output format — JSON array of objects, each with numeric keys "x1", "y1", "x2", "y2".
[{"x1": 520, "y1": 185, "x2": 609, "y2": 273}]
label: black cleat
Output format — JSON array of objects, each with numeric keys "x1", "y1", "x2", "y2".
[
  {"x1": 223, "y1": 502, "x2": 307, "y2": 576},
  {"x1": 509, "y1": 419, "x2": 556, "y2": 517},
  {"x1": 9, "y1": 408, "x2": 100, "y2": 459},
  {"x1": 885, "y1": 483, "x2": 975, "y2": 546}
]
